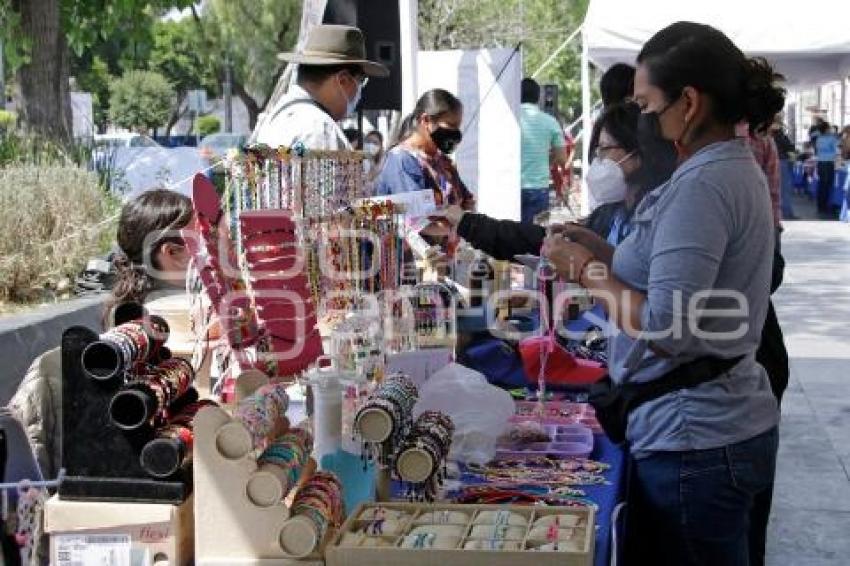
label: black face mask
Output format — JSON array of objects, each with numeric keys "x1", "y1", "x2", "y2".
[
  {"x1": 636, "y1": 100, "x2": 680, "y2": 188},
  {"x1": 430, "y1": 127, "x2": 463, "y2": 154}
]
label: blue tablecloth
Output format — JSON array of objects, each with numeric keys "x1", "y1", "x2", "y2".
[
  {"x1": 450, "y1": 434, "x2": 626, "y2": 566},
  {"x1": 385, "y1": 433, "x2": 627, "y2": 566}
]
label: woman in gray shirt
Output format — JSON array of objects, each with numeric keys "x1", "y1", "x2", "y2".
[{"x1": 544, "y1": 22, "x2": 785, "y2": 566}]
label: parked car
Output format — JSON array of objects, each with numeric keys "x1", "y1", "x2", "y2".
[
  {"x1": 198, "y1": 132, "x2": 246, "y2": 172},
  {"x1": 94, "y1": 132, "x2": 160, "y2": 149}
]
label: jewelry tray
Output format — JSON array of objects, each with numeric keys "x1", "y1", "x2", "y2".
[{"x1": 325, "y1": 502, "x2": 594, "y2": 566}]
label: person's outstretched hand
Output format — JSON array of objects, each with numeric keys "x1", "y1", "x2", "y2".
[
  {"x1": 428, "y1": 205, "x2": 467, "y2": 228},
  {"x1": 542, "y1": 235, "x2": 594, "y2": 284}
]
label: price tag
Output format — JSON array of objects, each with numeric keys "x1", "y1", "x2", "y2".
[{"x1": 55, "y1": 534, "x2": 131, "y2": 566}]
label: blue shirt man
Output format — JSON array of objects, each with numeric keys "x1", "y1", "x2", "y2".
[{"x1": 519, "y1": 78, "x2": 566, "y2": 224}]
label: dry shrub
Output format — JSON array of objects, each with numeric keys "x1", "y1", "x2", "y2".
[{"x1": 0, "y1": 164, "x2": 117, "y2": 303}]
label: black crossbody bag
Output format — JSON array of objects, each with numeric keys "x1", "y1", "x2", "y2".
[{"x1": 588, "y1": 355, "x2": 744, "y2": 444}]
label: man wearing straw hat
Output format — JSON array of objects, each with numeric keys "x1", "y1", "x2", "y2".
[{"x1": 256, "y1": 24, "x2": 389, "y2": 150}]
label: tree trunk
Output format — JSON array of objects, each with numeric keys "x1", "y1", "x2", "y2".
[
  {"x1": 16, "y1": 0, "x2": 71, "y2": 141},
  {"x1": 233, "y1": 80, "x2": 260, "y2": 130},
  {"x1": 165, "y1": 95, "x2": 188, "y2": 138}
]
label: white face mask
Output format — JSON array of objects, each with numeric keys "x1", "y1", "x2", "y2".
[
  {"x1": 586, "y1": 155, "x2": 632, "y2": 209},
  {"x1": 364, "y1": 141, "x2": 380, "y2": 157},
  {"x1": 337, "y1": 74, "x2": 363, "y2": 117}
]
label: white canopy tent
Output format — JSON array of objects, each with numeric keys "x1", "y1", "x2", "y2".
[{"x1": 576, "y1": 0, "x2": 850, "y2": 211}]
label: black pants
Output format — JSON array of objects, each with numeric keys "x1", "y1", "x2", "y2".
[{"x1": 816, "y1": 161, "x2": 835, "y2": 214}]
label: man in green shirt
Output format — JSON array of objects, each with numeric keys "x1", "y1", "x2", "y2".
[{"x1": 520, "y1": 78, "x2": 567, "y2": 223}]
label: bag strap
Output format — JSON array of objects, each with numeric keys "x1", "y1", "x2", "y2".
[
  {"x1": 623, "y1": 355, "x2": 745, "y2": 413},
  {"x1": 268, "y1": 97, "x2": 328, "y2": 123}
]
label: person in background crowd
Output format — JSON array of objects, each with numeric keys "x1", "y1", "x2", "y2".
[
  {"x1": 542, "y1": 22, "x2": 784, "y2": 565},
  {"x1": 809, "y1": 116, "x2": 825, "y2": 144},
  {"x1": 840, "y1": 125, "x2": 850, "y2": 159},
  {"x1": 589, "y1": 64, "x2": 637, "y2": 176},
  {"x1": 599, "y1": 63, "x2": 636, "y2": 107},
  {"x1": 364, "y1": 130, "x2": 384, "y2": 162},
  {"x1": 813, "y1": 120, "x2": 839, "y2": 218},
  {"x1": 744, "y1": 124, "x2": 782, "y2": 248},
  {"x1": 772, "y1": 118, "x2": 798, "y2": 219},
  {"x1": 520, "y1": 78, "x2": 567, "y2": 223},
  {"x1": 364, "y1": 130, "x2": 385, "y2": 183},
  {"x1": 374, "y1": 89, "x2": 474, "y2": 210},
  {"x1": 255, "y1": 24, "x2": 388, "y2": 150},
  {"x1": 343, "y1": 127, "x2": 363, "y2": 150}
]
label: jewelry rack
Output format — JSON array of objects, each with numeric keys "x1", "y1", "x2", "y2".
[
  {"x1": 59, "y1": 326, "x2": 191, "y2": 503},
  {"x1": 225, "y1": 146, "x2": 406, "y2": 319},
  {"x1": 192, "y1": 373, "x2": 331, "y2": 565}
]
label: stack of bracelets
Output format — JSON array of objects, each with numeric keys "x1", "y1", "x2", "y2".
[
  {"x1": 354, "y1": 372, "x2": 419, "y2": 467},
  {"x1": 283, "y1": 471, "x2": 345, "y2": 555},
  {"x1": 234, "y1": 382, "x2": 290, "y2": 451},
  {"x1": 257, "y1": 427, "x2": 314, "y2": 496},
  {"x1": 81, "y1": 316, "x2": 170, "y2": 382},
  {"x1": 139, "y1": 398, "x2": 219, "y2": 478},
  {"x1": 395, "y1": 410, "x2": 454, "y2": 502},
  {"x1": 109, "y1": 357, "x2": 195, "y2": 431}
]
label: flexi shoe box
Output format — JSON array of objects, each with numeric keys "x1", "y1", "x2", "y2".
[{"x1": 45, "y1": 494, "x2": 194, "y2": 565}]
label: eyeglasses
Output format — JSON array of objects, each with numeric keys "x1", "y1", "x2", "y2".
[{"x1": 594, "y1": 144, "x2": 622, "y2": 158}]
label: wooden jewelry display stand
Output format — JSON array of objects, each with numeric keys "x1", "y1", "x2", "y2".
[
  {"x1": 59, "y1": 326, "x2": 191, "y2": 503},
  {"x1": 193, "y1": 391, "x2": 328, "y2": 564}
]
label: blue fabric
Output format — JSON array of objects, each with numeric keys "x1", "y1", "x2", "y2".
[
  {"x1": 779, "y1": 159, "x2": 795, "y2": 218},
  {"x1": 460, "y1": 338, "x2": 527, "y2": 388},
  {"x1": 610, "y1": 139, "x2": 778, "y2": 457},
  {"x1": 374, "y1": 147, "x2": 428, "y2": 196},
  {"x1": 814, "y1": 133, "x2": 839, "y2": 161},
  {"x1": 521, "y1": 187, "x2": 549, "y2": 223},
  {"x1": 831, "y1": 168, "x2": 847, "y2": 209},
  {"x1": 630, "y1": 427, "x2": 778, "y2": 565}
]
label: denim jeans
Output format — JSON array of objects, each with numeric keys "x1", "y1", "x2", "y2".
[
  {"x1": 626, "y1": 427, "x2": 779, "y2": 566},
  {"x1": 521, "y1": 187, "x2": 549, "y2": 224},
  {"x1": 779, "y1": 159, "x2": 795, "y2": 218}
]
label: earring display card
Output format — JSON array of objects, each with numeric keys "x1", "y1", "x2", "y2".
[{"x1": 325, "y1": 502, "x2": 594, "y2": 566}]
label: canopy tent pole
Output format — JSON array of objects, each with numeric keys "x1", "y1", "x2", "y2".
[
  {"x1": 531, "y1": 24, "x2": 583, "y2": 79},
  {"x1": 580, "y1": 25, "x2": 591, "y2": 215}
]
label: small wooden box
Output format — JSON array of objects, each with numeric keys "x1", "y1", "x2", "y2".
[{"x1": 325, "y1": 502, "x2": 594, "y2": 566}]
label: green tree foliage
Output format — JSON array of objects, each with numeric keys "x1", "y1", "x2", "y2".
[
  {"x1": 0, "y1": 0, "x2": 193, "y2": 140},
  {"x1": 150, "y1": 19, "x2": 218, "y2": 134},
  {"x1": 74, "y1": 55, "x2": 111, "y2": 131},
  {"x1": 197, "y1": 115, "x2": 221, "y2": 137},
  {"x1": 419, "y1": 0, "x2": 589, "y2": 120},
  {"x1": 194, "y1": 0, "x2": 301, "y2": 128},
  {"x1": 108, "y1": 70, "x2": 173, "y2": 133}
]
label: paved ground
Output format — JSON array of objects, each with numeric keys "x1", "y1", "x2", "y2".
[{"x1": 766, "y1": 193, "x2": 850, "y2": 565}]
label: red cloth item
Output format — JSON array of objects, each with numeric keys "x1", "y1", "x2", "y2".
[{"x1": 518, "y1": 335, "x2": 606, "y2": 386}]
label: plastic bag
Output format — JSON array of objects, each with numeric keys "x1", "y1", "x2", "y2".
[{"x1": 413, "y1": 363, "x2": 514, "y2": 465}]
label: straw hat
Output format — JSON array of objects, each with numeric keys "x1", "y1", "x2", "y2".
[{"x1": 278, "y1": 24, "x2": 389, "y2": 78}]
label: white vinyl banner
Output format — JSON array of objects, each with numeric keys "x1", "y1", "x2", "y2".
[{"x1": 417, "y1": 48, "x2": 522, "y2": 221}]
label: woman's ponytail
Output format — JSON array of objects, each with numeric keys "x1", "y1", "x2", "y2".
[{"x1": 742, "y1": 57, "x2": 786, "y2": 134}]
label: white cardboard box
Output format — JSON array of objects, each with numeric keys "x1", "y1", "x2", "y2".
[{"x1": 45, "y1": 495, "x2": 194, "y2": 566}]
